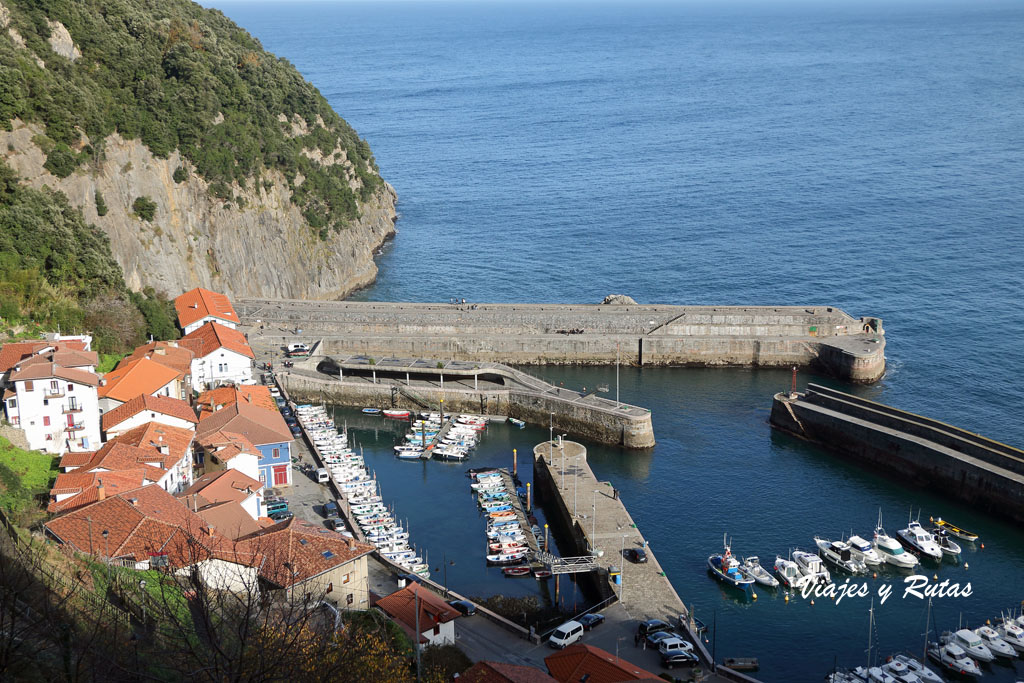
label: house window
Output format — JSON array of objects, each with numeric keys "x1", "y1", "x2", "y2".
[
  {"x1": 25, "y1": 381, "x2": 34, "y2": 391},
  {"x1": 259, "y1": 471, "x2": 266, "y2": 485},
  {"x1": 6, "y1": 398, "x2": 14, "y2": 409},
  {"x1": 347, "y1": 593, "x2": 354, "y2": 605},
  {"x1": 50, "y1": 380, "x2": 59, "y2": 392},
  {"x1": 343, "y1": 572, "x2": 351, "y2": 584},
  {"x1": 272, "y1": 448, "x2": 280, "y2": 459},
  {"x1": 43, "y1": 416, "x2": 50, "y2": 427},
  {"x1": 433, "y1": 624, "x2": 440, "y2": 636},
  {"x1": 326, "y1": 582, "x2": 333, "y2": 594}
]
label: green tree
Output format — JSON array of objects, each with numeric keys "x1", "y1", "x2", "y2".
[
  {"x1": 94, "y1": 189, "x2": 108, "y2": 216},
  {"x1": 173, "y1": 166, "x2": 187, "y2": 183},
  {"x1": 132, "y1": 196, "x2": 157, "y2": 221}
]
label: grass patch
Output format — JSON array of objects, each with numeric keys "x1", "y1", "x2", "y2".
[
  {"x1": 97, "y1": 352, "x2": 126, "y2": 374},
  {"x1": 0, "y1": 436, "x2": 57, "y2": 517}
]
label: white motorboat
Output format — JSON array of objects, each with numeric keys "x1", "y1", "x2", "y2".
[
  {"x1": 851, "y1": 666, "x2": 896, "y2": 683},
  {"x1": 996, "y1": 615, "x2": 1024, "y2": 652},
  {"x1": 773, "y1": 556, "x2": 811, "y2": 590},
  {"x1": 884, "y1": 654, "x2": 942, "y2": 683},
  {"x1": 846, "y1": 534, "x2": 883, "y2": 566},
  {"x1": 873, "y1": 519, "x2": 919, "y2": 569},
  {"x1": 793, "y1": 549, "x2": 831, "y2": 585},
  {"x1": 826, "y1": 672, "x2": 862, "y2": 683},
  {"x1": 941, "y1": 629, "x2": 994, "y2": 662},
  {"x1": 928, "y1": 527, "x2": 962, "y2": 559},
  {"x1": 815, "y1": 537, "x2": 868, "y2": 574},
  {"x1": 738, "y1": 556, "x2": 779, "y2": 588},
  {"x1": 974, "y1": 625, "x2": 1017, "y2": 658},
  {"x1": 896, "y1": 520, "x2": 943, "y2": 562},
  {"x1": 926, "y1": 642, "x2": 981, "y2": 678}
]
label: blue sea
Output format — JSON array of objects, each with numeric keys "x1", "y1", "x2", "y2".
[{"x1": 211, "y1": 2, "x2": 1024, "y2": 679}]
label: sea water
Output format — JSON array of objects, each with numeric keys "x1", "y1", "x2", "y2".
[{"x1": 212, "y1": 2, "x2": 1024, "y2": 679}]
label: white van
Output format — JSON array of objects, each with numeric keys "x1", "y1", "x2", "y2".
[
  {"x1": 286, "y1": 342, "x2": 310, "y2": 356},
  {"x1": 316, "y1": 468, "x2": 329, "y2": 484},
  {"x1": 548, "y1": 620, "x2": 584, "y2": 649}
]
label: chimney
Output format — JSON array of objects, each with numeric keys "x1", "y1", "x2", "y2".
[
  {"x1": 97, "y1": 479, "x2": 105, "y2": 501},
  {"x1": 129, "y1": 497, "x2": 138, "y2": 506},
  {"x1": 206, "y1": 525, "x2": 215, "y2": 537},
  {"x1": 346, "y1": 537, "x2": 356, "y2": 550},
  {"x1": 159, "y1": 445, "x2": 169, "y2": 456}
]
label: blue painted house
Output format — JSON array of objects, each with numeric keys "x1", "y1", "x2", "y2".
[{"x1": 196, "y1": 401, "x2": 294, "y2": 488}]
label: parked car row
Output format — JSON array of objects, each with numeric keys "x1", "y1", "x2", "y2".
[{"x1": 636, "y1": 618, "x2": 699, "y2": 668}]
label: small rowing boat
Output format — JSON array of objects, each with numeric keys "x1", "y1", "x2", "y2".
[
  {"x1": 930, "y1": 517, "x2": 979, "y2": 543},
  {"x1": 382, "y1": 409, "x2": 411, "y2": 419},
  {"x1": 502, "y1": 566, "x2": 531, "y2": 577},
  {"x1": 362, "y1": 407, "x2": 381, "y2": 414}
]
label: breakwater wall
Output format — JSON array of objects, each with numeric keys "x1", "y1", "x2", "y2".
[
  {"x1": 278, "y1": 366, "x2": 656, "y2": 449},
  {"x1": 237, "y1": 300, "x2": 886, "y2": 383},
  {"x1": 770, "y1": 384, "x2": 1024, "y2": 523}
]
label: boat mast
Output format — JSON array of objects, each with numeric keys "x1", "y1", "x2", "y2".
[
  {"x1": 865, "y1": 599, "x2": 874, "y2": 669},
  {"x1": 922, "y1": 597, "x2": 932, "y2": 663}
]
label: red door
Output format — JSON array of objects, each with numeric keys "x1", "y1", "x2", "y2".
[
  {"x1": 273, "y1": 465, "x2": 288, "y2": 486},
  {"x1": 67, "y1": 414, "x2": 75, "y2": 427}
]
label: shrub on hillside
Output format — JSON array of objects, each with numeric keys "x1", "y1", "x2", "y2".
[{"x1": 132, "y1": 196, "x2": 157, "y2": 221}]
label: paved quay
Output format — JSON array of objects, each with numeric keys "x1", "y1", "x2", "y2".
[{"x1": 235, "y1": 298, "x2": 886, "y2": 383}]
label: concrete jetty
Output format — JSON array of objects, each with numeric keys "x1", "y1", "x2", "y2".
[
  {"x1": 237, "y1": 299, "x2": 886, "y2": 383},
  {"x1": 273, "y1": 353, "x2": 656, "y2": 448},
  {"x1": 771, "y1": 384, "x2": 1024, "y2": 524}
]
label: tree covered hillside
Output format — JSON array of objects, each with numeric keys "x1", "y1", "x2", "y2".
[
  {"x1": 0, "y1": 161, "x2": 178, "y2": 353},
  {"x1": 0, "y1": 0, "x2": 381, "y2": 234}
]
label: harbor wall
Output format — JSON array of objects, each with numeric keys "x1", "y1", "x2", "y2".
[
  {"x1": 238, "y1": 300, "x2": 886, "y2": 383},
  {"x1": 770, "y1": 385, "x2": 1024, "y2": 524},
  {"x1": 278, "y1": 371, "x2": 656, "y2": 449}
]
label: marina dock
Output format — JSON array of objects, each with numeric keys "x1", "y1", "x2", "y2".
[{"x1": 497, "y1": 468, "x2": 540, "y2": 556}]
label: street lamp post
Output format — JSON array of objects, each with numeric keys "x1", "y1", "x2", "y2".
[{"x1": 620, "y1": 534, "x2": 628, "y2": 604}]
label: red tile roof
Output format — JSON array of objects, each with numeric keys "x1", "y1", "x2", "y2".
[
  {"x1": 196, "y1": 401, "x2": 291, "y2": 447},
  {"x1": 18, "y1": 348, "x2": 98, "y2": 370},
  {"x1": 44, "y1": 485, "x2": 220, "y2": 566},
  {"x1": 179, "y1": 469, "x2": 262, "y2": 507},
  {"x1": 1, "y1": 341, "x2": 96, "y2": 373},
  {"x1": 375, "y1": 584, "x2": 459, "y2": 642},
  {"x1": 109, "y1": 422, "x2": 195, "y2": 470},
  {"x1": 174, "y1": 288, "x2": 240, "y2": 329},
  {"x1": 198, "y1": 385, "x2": 277, "y2": 418},
  {"x1": 198, "y1": 430, "x2": 259, "y2": 463},
  {"x1": 101, "y1": 394, "x2": 197, "y2": 432},
  {"x1": 238, "y1": 518, "x2": 374, "y2": 589},
  {"x1": 124, "y1": 341, "x2": 194, "y2": 376},
  {"x1": 98, "y1": 357, "x2": 182, "y2": 402},
  {"x1": 0, "y1": 342, "x2": 49, "y2": 373},
  {"x1": 48, "y1": 469, "x2": 149, "y2": 513},
  {"x1": 180, "y1": 322, "x2": 254, "y2": 360},
  {"x1": 460, "y1": 662, "x2": 557, "y2": 683},
  {"x1": 188, "y1": 500, "x2": 262, "y2": 541},
  {"x1": 9, "y1": 362, "x2": 100, "y2": 386},
  {"x1": 544, "y1": 644, "x2": 662, "y2": 682}
]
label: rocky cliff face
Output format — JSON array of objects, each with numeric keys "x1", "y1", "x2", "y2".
[{"x1": 1, "y1": 119, "x2": 397, "y2": 300}]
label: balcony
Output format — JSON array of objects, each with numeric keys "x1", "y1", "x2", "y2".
[
  {"x1": 66, "y1": 422, "x2": 85, "y2": 431},
  {"x1": 62, "y1": 406, "x2": 83, "y2": 414},
  {"x1": 45, "y1": 390, "x2": 65, "y2": 399}
]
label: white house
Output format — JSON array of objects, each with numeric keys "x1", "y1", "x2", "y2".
[
  {"x1": 180, "y1": 322, "x2": 254, "y2": 392},
  {"x1": 375, "y1": 583, "x2": 458, "y2": 645},
  {"x1": 7, "y1": 355, "x2": 101, "y2": 453},
  {"x1": 101, "y1": 394, "x2": 198, "y2": 439},
  {"x1": 174, "y1": 288, "x2": 240, "y2": 335},
  {"x1": 198, "y1": 430, "x2": 262, "y2": 483}
]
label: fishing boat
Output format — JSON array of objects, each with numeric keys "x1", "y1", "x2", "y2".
[
  {"x1": 973, "y1": 625, "x2": 1016, "y2": 658},
  {"x1": 738, "y1": 556, "x2": 779, "y2": 587},
  {"x1": 707, "y1": 536, "x2": 754, "y2": 590},
  {"x1": 382, "y1": 409, "x2": 412, "y2": 419},
  {"x1": 361, "y1": 407, "x2": 381, "y2": 414},
  {"x1": 793, "y1": 550, "x2": 831, "y2": 585},
  {"x1": 509, "y1": 418, "x2": 526, "y2": 428},
  {"x1": 773, "y1": 556, "x2": 811, "y2": 590},
  {"x1": 534, "y1": 569, "x2": 552, "y2": 579},
  {"x1": 996, "y1": 615, "x2": 1024, "y2": 652},
  {"x1": 815, "y1": 538, "x2": 868, "y2": 574},
  {"x1": 930, "y1": 517, "x2": 979, "y2": 543},
  {"x1": 874, "y1": 512, "x2": 919, "y2": 569},
  {"x1": 846, "y1": 534, "x2": 884, "y2": 566},
  {"x1": 502, "y1": 565, "x2": 531, "y2": 577},
  {"x1": 941, "y1": 629, "x2": 994, "y2": 663},
  {"x1": 929, "y1": 527, "x2": 962, "y2": 559},
  {"x1": 896, "y1": 519, "x2": 943, "y2": 562},
  {"x1": 487, "y1": 551, "x2": 527, "y2": 565},
  {"x1": 927, "y1": 642, "x2": 981, "y2": 678}
]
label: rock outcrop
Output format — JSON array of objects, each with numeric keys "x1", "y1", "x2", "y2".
[
  {"x1": 0, "y1": 120, "x2": 398, "y2": 300},
  {"x1": 46, "y1": 19, "x2": 79, "y2": 61}
]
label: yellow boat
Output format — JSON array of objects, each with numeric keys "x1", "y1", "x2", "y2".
[{"x1": 930, "y1": 516, "x2": 979, "y2": 543}]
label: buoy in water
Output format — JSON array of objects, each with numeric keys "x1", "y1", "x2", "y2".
[
  {"x1": 933, "y1": 574, "x2": 938, "y2": 581},
  {"x1": 784, "y1": 594, "x2": 790, "y2": 603},
  {"x1": 980, "y1": 543, "x2": 984, "y2": 549},
  {"x1": 964, "y1": 562, "x2": 969, "y2": 570},
  {"x1": 752, "y1": 592, "x2": 757, "y2": 600},
  {"x1": 872, "y1": 572, "x2": 878, "y2": 579},
  {"x1": 810, "y1": 599, "x2": 815, "y2": 606}
]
